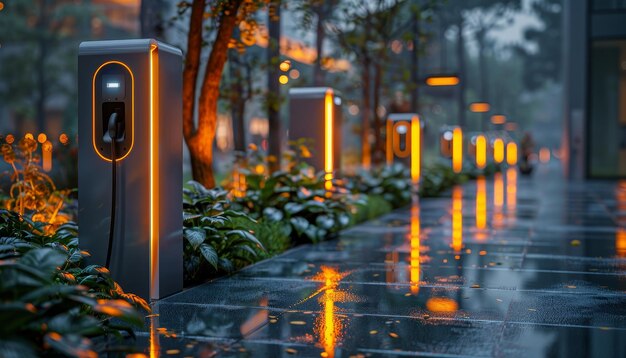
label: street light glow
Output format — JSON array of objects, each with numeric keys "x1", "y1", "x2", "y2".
[
  {"x1": 425, "y1": 75, "x2": 460, "y2": 86},
  {"x1": 469, "y1": 102, "x2": 490, "y2": 113},
  {"x1": 491, "y1": 114, "x2": 506, "y2": 124}
]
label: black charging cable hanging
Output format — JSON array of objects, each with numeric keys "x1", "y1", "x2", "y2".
[{"x1": 105, "y1": 112, "x2": 120, "y2": 269}]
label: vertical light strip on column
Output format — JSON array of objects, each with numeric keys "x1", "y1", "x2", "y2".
[
  {"x1": 476, "y1": 134, "x2": 487, "y2": 169},
  {"x1": 149, "y1": 43, "x2": 159, "y2": 299},
  {"x1": 386, "y1": 120, "x2": 393, "y2": 166},
  {"x1": 324, "y1": 89, "x2": 334, "y2": 191},
  {"x1": 506, "y1": 142, "x2": 518, "y2": 166},
  {"x1": 493, "y1": 138, "x2": 504, "y2": 164},
  {"x1": 452, "y1": 127, "x2": 463, "y2": 173},
  {"x1": 411, "y1": 116, "x2": 421, "y2": 185}
]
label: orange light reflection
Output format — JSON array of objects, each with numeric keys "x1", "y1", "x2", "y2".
[
  {"x1": 409, "y1": 202, "x2": 421, "y2": 294},
  {"x1": 493, "y1": 172, "x2": 504, "y2": 229},
  {"x1": 426, "y1": 297, "x2": 459, "y2": 313},
  {"x1": 539, "y1": 147, "x2": 550, "y2": 163},
  {"x1": 506, "y1": 168, "x2": 517, "y2": 215},
  {"x1": 476, "y1": 176, "x2": 487, "y2": 234},
  {"x1": 411, "y1": 116, "x2": 421, "y2": 185},
  {"x1": 452, "y1": 186, "x2": 463, "y2": 252}
]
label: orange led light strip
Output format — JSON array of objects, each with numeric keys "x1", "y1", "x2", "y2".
[
  {"x1": 324, "y1": 89, "x2": 334, "y2": 191},
  {"x1": 92, "y1": 61, "x2": 135, "y2": 161},
  {"x1": 452, "y1": 127, "x2": 463, "y2": 173},
  {"x1": 493, "y1": 138, "x2": 504, "y2": 164},
  {"x1": 475, "y1": 135, "x2": 487, "y2": 169},
  {"x1": 507, "y1": 142, "x2": 518, "y2": 166},
  {"x1": 411, "y1": 116, "x2": 421, "y2": 185},
  {"x1": 149, "y1": 44, "x2": 159, "y2": 299}
]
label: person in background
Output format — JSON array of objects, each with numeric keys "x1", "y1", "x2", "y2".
[{"x1": 520, "y1": 132, "x2": 535, "y2": 175}]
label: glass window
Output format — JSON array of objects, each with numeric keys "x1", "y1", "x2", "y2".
[{"x1": 589, "y1": 40, "x2": 626, "y2": 178}]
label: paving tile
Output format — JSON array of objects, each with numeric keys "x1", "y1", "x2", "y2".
[{"x1": 496, "y1": 323, "x2": 626, "y2": 358}]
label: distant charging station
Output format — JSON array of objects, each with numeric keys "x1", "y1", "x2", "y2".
[
  {"x1": 386, "y1": 113, "x2": 422, "y2": 187},
  {"x1": 78, "y1": 39, "x2": 182, "y2": 300},
  {"x1": 288, "y1": 87, "x2": 342, "y2": 188}
]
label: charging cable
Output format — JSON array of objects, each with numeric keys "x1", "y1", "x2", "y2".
[{"x1": 106, "y1": 112, "x2": 120, "y2": 269}]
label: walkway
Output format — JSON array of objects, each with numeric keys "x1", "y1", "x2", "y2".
[{"x1": 138, "y1": 165, "x2": 626, "y2": 357}]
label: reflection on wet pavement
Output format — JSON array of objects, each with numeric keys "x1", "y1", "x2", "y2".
[{"x1": 134, "y1": 166, "x2": 626, "y2": 357}]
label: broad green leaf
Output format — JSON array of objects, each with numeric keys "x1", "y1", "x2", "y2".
[
  {"x1": 184, "y1": 228, "x2": 206, "y2": 250},
  {"x1": 199, "y1": 244, "x2": 218, "y2": 270}
]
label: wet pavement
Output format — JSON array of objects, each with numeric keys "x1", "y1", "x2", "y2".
[{"x1": 137, "y1": 165, "x2": 626, "y2": 357}]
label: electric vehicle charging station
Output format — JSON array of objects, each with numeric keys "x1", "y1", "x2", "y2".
[
  {"x1": 78, "y1": 39, "x2": 183, "y2": 300},
  {"x1": 386, "y1": 113, "x2": 422, "y2": 187},
  {"x1": 288, "y1": 87, "x2": 343, "y2": 184}
]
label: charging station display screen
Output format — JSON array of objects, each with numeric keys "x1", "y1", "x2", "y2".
[{"x1": 102, "y1": 74, "x2": 125, "y2": 100}]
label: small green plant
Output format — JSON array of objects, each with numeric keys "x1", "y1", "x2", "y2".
[
  {"x1": 0, "y1": 209, "x2": 146, "y2": 357},
  {"x1": 183, "y1": 181, "x2": 265, "y2": 284},
  {"x1": 345, "y1": 163, "x2": 413, "y2": 208}
]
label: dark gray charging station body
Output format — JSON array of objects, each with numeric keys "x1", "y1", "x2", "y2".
[
  {"x1": 288, "y1": 87, "x2": 343, "y2": 172},
  {"x1": 78, "y1": 39, "x2": 182, "y2": 300}
]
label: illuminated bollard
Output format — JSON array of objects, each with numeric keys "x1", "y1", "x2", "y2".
[
  {"x1": 288, "y1": 87, "x2": 343, "y2": 190},
  {"x1": 507, "y1": 141, "x2": 518, "y2": 166},
  {"x1": 440, "y1": 126, "x2": 463, "y2": 173},
  {"x1": 386, "y1": 113, "x2": 422, "y2": 187},
  {"x1": 492, "y1": 137, "x2": 505, "y2": 164},
  {"x1": 78, "y1": 39, "x2": 183, "y2": 300},
  {"x1": 468, "y1": 134, "x2": 487, "y2": 169}
]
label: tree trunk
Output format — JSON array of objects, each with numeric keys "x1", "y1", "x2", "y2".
[
  {"x1": 313, "y1": 6, "x2": 325, "y2": 86},
  {"x1": 410, "y1": 14, "x2": 419, "y2": 113},
  {"x1": 267, "y1": 1, "x2": 281, "y2": 172},
  {"x1": 361, "y1": 58, "x2": 372, "y2": 169},
  {"x1": 477, "y1": 28, "x2": 487, "y2": 131},
  {"x1": 36, "y1": 0, "x2": 49, "y2": 133},
  {"x1": 372, "y1": 62, "x2": 384, "y2": 164},
  {"x1": 140, "y1": 0, "x2": 164, "y2": 39},
  {"x1": 456, "y1": 18, "x2": 466, "y2": 129},
  {"x1": 183, "y1": 0, "x2": 243, "y2": 188}
]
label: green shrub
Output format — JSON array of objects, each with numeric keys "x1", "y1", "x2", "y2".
[
  {"x1": 351, "y1": 194, "x2": 394, "y2": 224},
  {"x1": 0, "y1": 210, "x2": 146, "y2": 357},
  {"x1": 345, "y1": 163, "x2": 412, "y2": 208},
  {"x1": 183, "y1": 181, "x2": 265, "y2": 284},
  {"x1": 230, "y1": 142, "x2": 360, "y2": 244}
]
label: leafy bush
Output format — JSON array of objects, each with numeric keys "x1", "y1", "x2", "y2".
[
  {"x1": 230, "y1": 142, "x2": 359, "y2": 244},
  {"x1": 0, "y1": 209, "x2": 146, "y2": 357},
  {"x1": 344, "y1": 163, "x2": 413, "y2": 208},
  {"x1": 351, "y1": 194, "x2": 394, "y2": 224},
  {"x1": 183, "y1": 181, "x2": 265, "y2": 284}
]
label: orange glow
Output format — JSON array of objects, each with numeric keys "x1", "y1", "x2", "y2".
[
  {"x1": 92, "y1": 60, "x2": 135, "y2": 162},
  {"x1": 240, "y1": 297, "x2": 269, "y2": 335},
  {"x1": 506, "y1": 168, "x2": 517, "y2": 213},
  {"x1": 506, "y1": 142, "x2": 518, "y2": 166},
  {"x1": 37, "y1": 133, "x2": 47, "y2": 144},
  {"x1": 5, "y1": 134, "x2": 14, "y2": 144},
  {"x1": 452, "y1": 127, "x2": 463, "y2": 173},
  {"x1": 617, "y1": 229, "x2": 626, "y2": 258},
  {"x1": 469, "y1": 102, "x2": 490, "y2": 113},
  {"x1": 0, "y1": 3, "x2": 4, "y2": 11},
  {"x1": 278, "y1": 75, "x2": 289, "y2": 84},
  {"x1": 59, "y1": 133, "x2": 69, "y2": 145},
  {"x1": 411, "y1": 116, "x2": 421, "y2": 185},
  {"x1": 491, "y1": 114, "x2": 506, "y2": 124},
  {"x1": 149, "y1": 44, "x2": 159, "y2": 299},
  {"x1": 425, "y1": 76, "x2": 459, "y2": 86},
  {"x1": 25, "y1": 133, "x2": 34, "y2": 140},
  {"x1": 324, "y1": 89, "x2": 334, "y2": 191},
  {"x1": 452, "y1": 186, "x2": 463, "y2": 252},
  {"x1": 149, "y1": 314, "x2": 160, "y2": 358},
  {"x1": 42, "y1": 141, "x2": 52, "y2": 172},
  {"x1": 409, "y1": 202, "x2": 421, "y2": 294},
  {"x1": 505, "y1": 122, "x2": 518, "y2": 131},
  {"x1": 539, "y1": 147, "x2": 550, "y2": 163},
  {"x1": 475, "y1": 135, "x2": 487, "y2": 169},
  {"x1": 493, "y1": 172, "x2": 504, "y2": 229},
  {"x1": 476, "y1": 176, "x2": 487, "y2": 232},
  {"x1": 426, "y1": 297, "x2": 458, "y2": 313},
  {"x1": 232, "y1": 167, "x2": 247, "y2": 198},
  {"x1": 310, "y1": 267, "x2": 352, "y2": 358},
  {"x1": 289, "y1": 69, "x2": 300, "y2": 79},
  {"x1": 493, "y1": 138, "x2": 504, "y2": 164},
  {"x1": 279, "y1": 60, "x2": 291, "y2": 72}
]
